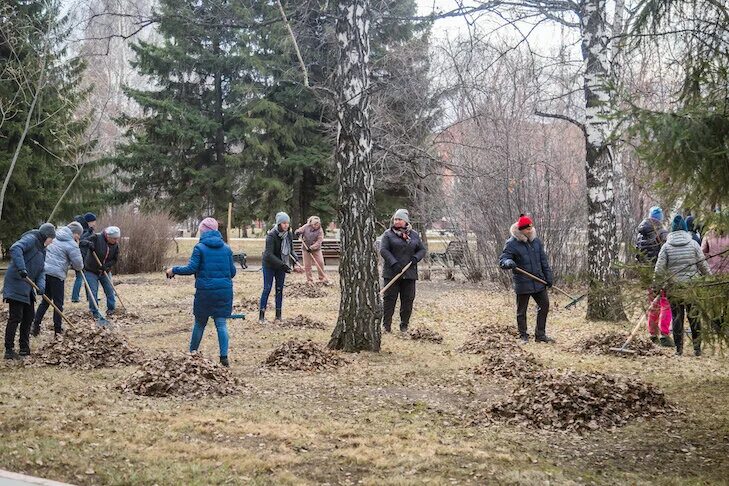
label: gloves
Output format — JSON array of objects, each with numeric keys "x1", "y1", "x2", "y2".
[
  {"x1": 546, "y1": 281, "x2": 553, "y2": 289},
  {"x1": 501, "y1": 259, "x2": 517, "y2": 270},
  {"x1": 18, "y1": 269, "x2": 28, "y2": 279},
  {"x1": 284, "y1": 266, "x2": 292, "y2": 274},
  {"x1": 410, "y1": 256, "x2": 419, "y2": 266},
  {"x1": 392, "y1": 262, "x2": 404, "y2": 274},
  {"x1": 36, "y1": 287, "x2": 44, "y2": 296}
]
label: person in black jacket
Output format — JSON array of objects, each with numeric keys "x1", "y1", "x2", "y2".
[
  {"x1": 379, "y1": 209, "x2": 427, "y2": 333},
  {"x1": 71, "y1": 212, "x2": 97, "y2": 302},
  {"x1": 635, "y1": 206, "x2": 668, "y2": 263},
  {"x1": 499, "y1": 214, "x2": 554, "y2": 344},
  {"x1": 80, "y1": 226, "x2": 120, "y2": 320},
  {"x1": 259, "y1": 212, "x2": 302, "y2": 323}
]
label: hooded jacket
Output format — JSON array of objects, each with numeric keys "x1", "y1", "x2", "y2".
[
  {"x1": 44, "y1": 226, "x2": 84, "y2": 280},
  {"x1": 655, "y1": 230, "x2": 710, "y2": 283},
  {"x1": 172, "y1": 230, "x2": 236, "y2": 319},
  {"x1": 635, "y1": 217, "x2": 668, "y2": 263},
  {"x1": 3, "y1": 230, "x2": 47, "y2": 305},
  {"x1": 499, "y1": 223, "x2": 553, "y2": 294},
  {"x1": 701, "y1": 231, "x2": 729, "y2": 275}
]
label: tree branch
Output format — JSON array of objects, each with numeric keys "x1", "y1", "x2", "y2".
[{"x1": 534, "y1": 110, "x2": 586, "y2": 134}]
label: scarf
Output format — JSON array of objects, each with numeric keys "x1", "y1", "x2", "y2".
[
  {"x1": 391, "y1": 223, "x2": 412, "y2": 241},
  {"x1": 276, "y1": 225, "x2": 292, "y2": 267}
]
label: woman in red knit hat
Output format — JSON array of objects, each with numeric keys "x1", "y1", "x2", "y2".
[{"x1": 499, "y1": 214, "x2": 555, "y2": 343}]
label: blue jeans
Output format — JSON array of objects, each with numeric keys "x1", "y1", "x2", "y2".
[
  {"x1": 85, "y1": 271, "x2": 115, "y2": 318},
  {"x1": 260, "y1": 266, "x2": 286, "y2": 310},
  {"x1": 190, "y1": 316, "x2": 229, "y2": 357},
  {"x1": 71, "y1": 272, "x2": 84, "y2": 302}
]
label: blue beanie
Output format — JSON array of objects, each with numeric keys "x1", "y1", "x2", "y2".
[
  {"x1": 672, "y1": 215, "x2": 688, "y2": 232},
  {"x1": 275, "y1": 212, "x2": 290, "y2": 225},
  {"x1": 649, "y1": 206, "x2": 663, "y2": 221},
  {"x1": 84, "y1": 212, "x2": 97, "y2": 222}
]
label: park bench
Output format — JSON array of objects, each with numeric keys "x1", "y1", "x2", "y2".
[
  {"x1": 293, "y1": 239, "x2": 341, "y2": 265},
  {"x1": 430, "y1": 240, "x2": 468, "y2": 266}
]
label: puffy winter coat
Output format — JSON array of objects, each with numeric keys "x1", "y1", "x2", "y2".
[
  {"x1": 379, "y1": 227, "x2": 427, "y2": 280},
  {"x1": 499, "y1": 224, "x2": 553, "y2": 295},
  {"x1": 702, "y1": 231, "x2": 729, "y2": 275},
  {"x1": 655, "y1": 230, "x2": 710, "y2": 283},
  {"x1": 262, "y1": 227, "x2": 298, "y2": 270},
  {"x1": 295, "y1": 224, "x2": 324, "y2": 251},
  {"x1": 2, "y1": 230, "x2": 47, "y2": 305},
  {"x1": 44, "y1": 226, "x2": 84, "y2": 280},
  {"x1": 80, "y1": 232, "x2": 119, "y2": 275},
  {"x1": 635, "y1": 218, "x2": 668, "y2": 263},
  {"x1": 172, "y1": 230, "x2": 236, "y2": 319}
]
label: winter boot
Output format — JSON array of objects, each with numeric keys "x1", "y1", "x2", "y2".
[
  {"x1": 4, "y1": 349, "x2": 20, "y2": 360},
  {"x1": 19, "y1": 348, "x2": 31, "y2": 357},
  {"x1": 650, "y1": 335, "x2": 659, "y2": 344},
  {"x1": 258, "y1": 309, "x2": 266, "y2": 323},
  {"x1": 31, "y1": 321, "x2": 41, "y2": 337},
  {"x1": 535, "y1": 335, "x2": 555, "y2": 344},
  {"x1": 383, "y1": 323, "x2": 392, "y2": 333},
  {"x1": 519, "y1": 334, "x2": 529, "y2": 344},
  {"x1": 220, "y1": 356, "x2": 230, "y2": 367},
  {"x1": 659, "y1": 335, "x2": 674, "y2": 347},
  {"x1": 399, "y1": 322, "x2": 409, "y2": 333},
  {"x1": 675, "y1": 345, "x2": 683, "y2": 356},
  {"x1": 275, "y1": 308, "x2": 282, "y2": 322}
]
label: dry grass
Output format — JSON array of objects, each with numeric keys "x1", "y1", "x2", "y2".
[{"x1": 1, "y1": 271, "x2": 728, "y2": 485}]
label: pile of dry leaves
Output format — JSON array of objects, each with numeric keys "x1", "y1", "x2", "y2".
[
  {"x1": 408, "y1": 327, "x2": 444, "y2": 343},
  {"x1": 286, "y1": 283, "x2": 327, "y2": 298},
  {"x1": 480, "y1": 369, "x2": 672, "y2": 432},
  {"x1": 458, "y1": 328, "x2": 518, "y2": 354},
  {"x1": 277, "y1": 315, "x2": 328, "y2": 329},
  {"x1": 577, "y1": 331, "x2": 661, "y2": 357},
  {"x1": 29, "y1": 326, "x2": 143, "y2": 369},
  {"x1": 234, "y1": 297, "x2": 260, "y2": 313},
  {"x1": 119, "y1": 352, "x2": 241, "y2": 398},
  {"x1": 264, "y1": 339, "x2": 349, "y2": 371},
  {"x1": 473, "y1": 349, "x2": 542, "y2": 380}
]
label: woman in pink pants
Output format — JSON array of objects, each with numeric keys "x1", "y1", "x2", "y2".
[{"x1": 295, "y1": 216, "x2": 331, "y2": 285}]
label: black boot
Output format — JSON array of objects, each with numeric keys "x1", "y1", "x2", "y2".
[
  {"x1": 383, "y1": 323, "x2": 392, "y2": 333},
  {"x1": 31, "y1": 321, "x2": 41, "y2": 337},
  {"x1": 220, "y1": 356, "x2": 229, "y2": 367},
  {"x1": 4, "y1": 349, "x2": 20, "y2": 360},
  {"x1": 535, "y1": 335, "x2": 555, "y2": 343},
  {"x1": 258, "y1": 309, "x2": 265, "y2": 323},
  {"x1": 519, "y1": 334, "x2": 529, "y2": 344},
  {"x1": 275, "y1": 308, "x2": 282, "y2": 321},
  {"x1": 399, "y1": 322, "x2": 409, "y2": 333},
  {"x1": 19, "y1": 347, "x2": 30, "y2": 357}
]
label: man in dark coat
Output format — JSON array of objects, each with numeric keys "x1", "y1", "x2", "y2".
[
  {"x1": 71, "y1": 212, "x2": 97, "y2": 302},
  {"x1": 80, "y1": 226, "x2": 120, "y2": 320},
  {"x1": 3, "y1": 223, "x2": 55, "y2": 359},
  {"x1": 380, "y1": 208, "x2": 427, "y2": 333},
  {"x1": 499, "y1": 214, "x2": 554, "y2": 343}
]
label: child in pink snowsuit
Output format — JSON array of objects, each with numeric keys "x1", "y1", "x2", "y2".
[{"x1": 647, "y1": 289, "x2": 672, "y2": 345}]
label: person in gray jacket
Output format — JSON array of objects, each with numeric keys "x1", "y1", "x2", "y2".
[
  {"x1": 655, "y1": 215, "x2": 711, "y2": 356},
  {"x1": 3, "y1": 223, "x2": 55, "y2": 359},
  {"x1": 32, "y1": 222, "x2": 84, "y2": 336}
]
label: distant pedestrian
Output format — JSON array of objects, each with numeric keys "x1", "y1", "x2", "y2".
[
  {"x1": 167, "y1": 218, "x2": 235, "y2": 367},
  {"x1": 3, "y1": 224, "x2": 55, "y2": 359},
  {"x1": 499, "y1": 214, "x2": 554, "y2": 344}
]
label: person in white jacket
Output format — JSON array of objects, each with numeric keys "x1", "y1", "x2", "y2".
[
  {"x1": 655, "y1": 215, "x2": 711, "y2": 356},
  {"x1": 32, "y1": 222, "x2": 84, "y2": 336}
]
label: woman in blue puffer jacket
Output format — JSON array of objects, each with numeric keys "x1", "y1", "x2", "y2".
[{"x1": 166, "y1": 218, "x2": 236, "y2": 367}]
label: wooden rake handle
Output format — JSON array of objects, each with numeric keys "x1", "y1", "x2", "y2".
[
  {"x1": 92, "y1": 252, "x2": 126, "y2": 310},
  {"x1": 299, "y1": 238, "x2": 329, "y2": 280},
  {"x1": 513, "y1": 267, "x2": 574, "y2": 300},
  {"x1": 380, "y1": 262, "x2": 413, "y2": 295},
  {"x1": 24, "y1": 277, "x2": 76, "y2": 328}
]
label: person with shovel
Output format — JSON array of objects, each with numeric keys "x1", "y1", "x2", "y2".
[
  {"x1": 3, "y1": 223, "x2": 55, "y2": 359},
  {"x1": 499, "y1": 214, "x2": 555, "y2": 344},
  {"x1": 31, "y1": 222, "x2": 84, "y2": 336},
  {"x1": 80, "y1": 226, "x2": 120, "y2": 320},
  {"x1": 166, "y1": 218, "x2": 236, "y2": 367},
  {"x1": 71, "y1": 212, "x2": 97, "y2": 303},
  {"x1": 259, "y1": 212, "x2": 303, "y2": 323},
  {"x1": 379, "y1": 209, "x2": 427, "y2": 333},
  {"x1": 294, "y1": 216, "x2": 330, "y2": 285},
  {"x1": 654, "y1": 215, "x2": 711, "y2": 356}
]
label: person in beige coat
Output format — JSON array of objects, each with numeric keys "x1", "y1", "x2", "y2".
[{"x1": 295, "y1": 216, "x2": 331, "y2": 285}]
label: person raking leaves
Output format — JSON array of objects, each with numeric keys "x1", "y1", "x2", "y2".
[
  {"x1": 499, "y1": 214, "x2": 555, "y2": 344},
  {"x1": 80, "y1": 226, "x2": 121, "y2": 321}
]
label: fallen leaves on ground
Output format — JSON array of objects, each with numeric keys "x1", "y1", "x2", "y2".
[
  {"x1": 276, "y1": 315, "x2": 328, "y2": 329},
  {"x1": 473, "y1": 348, "x2": 542, "y2": 380},
  {"x1": 285, "y1": 283, "x2": 327, "y2": 298},
  {"x1": 479, "y1": 369, "x2": 673, "y2": 433},
  {"x1": 119, "y1": 352, "x2": 241, "y2": 398},
  {"x1": 264, "y1": 339, "x2": 350, "y2": 371},
  {"x1": 458, "y1": 327, "x2": 519, "y2": 354},
  {"x1": 577, "y1": 331, "x2": 661, "y2": 357},
  {"x1": 234, "y1": 297, "x2": 260, "y2": 312},
  {"x1": 408, "y1": 327, "x2": 444, "y2": 343},
  {"x1": 28, "y1": 326, "x2": 143, "y2": 369}
]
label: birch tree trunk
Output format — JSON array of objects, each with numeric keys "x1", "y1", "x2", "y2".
[
  {"x1": 580, "y1": 0, "x2": 626, "y2": 320},
  {"x1": 328, "y1": 0, "x2": 382, "y2": 352}
]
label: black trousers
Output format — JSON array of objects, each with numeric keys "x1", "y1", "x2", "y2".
[
  {"x1": 5, "y1": 299, "x2": 34, "y2": 352},
  {"x1": 33, "y1": 275, "x2": 65, "y2": 333},
  {"x1": 516, "y1": 290, "x2": 550, "y2": 339},
  {"x1": 382, "y1": 278, "x2": 416, "y2": 331},
  {"x1": 671, "y1": 301, "x2": 701, "y2": 352}
]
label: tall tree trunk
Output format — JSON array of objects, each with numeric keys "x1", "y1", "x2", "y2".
[
  {"x1": 580, "y1": 0, "x2": 626, "y2": 320},
  {"x1": 213, "y1": 37, "x2": 228, "y2": 242},
  {"x1": 328, "y1": 0, "x2": 381, "y2": 352}
]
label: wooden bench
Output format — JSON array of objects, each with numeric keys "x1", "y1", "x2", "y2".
[
  {"x1": 430, "y1": 240, "x2": 468, "y2": 266},
  {"x1": 293, "y1": 239, "x2": 341, "y2": 265}
]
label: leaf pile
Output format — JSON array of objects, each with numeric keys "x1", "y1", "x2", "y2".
[
  {"x1": 408, "y1": 327, "x2": 444, "y2": 343},
  {"x1": 234, "y1": 297, "x2": 260, "y2": 312},
  {"x1": 458, "y1": 329, "x2": 519, "y2": 354},
  {"x1": 29, "y1": 326, "x2": 143, "y2": 369},
  {"x1": 473, "y1": 349, "x2": 542, "y2": 380},
  {"x1": 119, "y1": 352, "x2": 241, "y2": 398},
  {"x1": 481, "y1": 369, "x2": 672, "y2": 432},
  {"x1": 277, "y1": 315, "x2": 328, "y2": 329},
  {"x1": 577, "y1": 331, "x2": 661, "y2": 357},
  {"x1": 264, "y1": 339, "x2": 350, "y2": 371},
  {"x1": 286, "y1": 283, "x2": 327, "y2": 298}
]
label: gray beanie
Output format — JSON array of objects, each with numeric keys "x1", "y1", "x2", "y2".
[
  {"x1": 67, "y1": 221, "x2": 84, "y2": 236},
  {"x1": 275, "y1": 212, "x2": 290, "y2": 225},
  {"x1": 39, "y1": 223, "x2": 56, "y2": 240},
  {"x1": 393, "y1": 209, "x2": 410, "y2": 224},
  {"x1": 105, "y1": 226, "x2": 121, "y2": 238}
]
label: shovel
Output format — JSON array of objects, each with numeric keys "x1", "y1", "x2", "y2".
[
  {"x1": 513, "y1": 267, "x2": 586, "y2": 309},
  {"x1": 79, "y1": 271, "x2": 110, "y2": 326},
  {"x1": 380, "y1": 262, "x2": 413, "y2": 296},
  {"x1": 24, "y1": 277, "x2": 77, "y2": 329},
  {"x1": 299, "y1": 237, "x2": 332, "y2": 286},
  {"x1": 92, "y1": 252, "x2": 127, "y2": 311}
]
